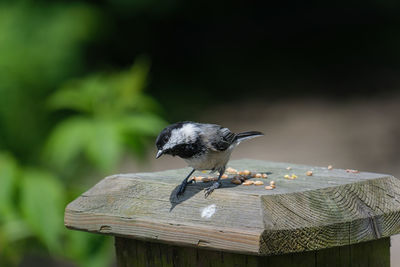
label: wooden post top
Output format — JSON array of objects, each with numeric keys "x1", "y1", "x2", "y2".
[{"x1": 64, "y1": 159, "x2": 400, "y2": 256}]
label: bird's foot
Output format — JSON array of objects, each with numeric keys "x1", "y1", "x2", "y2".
[{"x1": 204, "y1": 182, "x2": 221, "y2": 198}]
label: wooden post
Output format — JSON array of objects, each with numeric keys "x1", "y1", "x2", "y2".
[{"x1": 65, "y1": 159, "x2": 400, "y2": 266}]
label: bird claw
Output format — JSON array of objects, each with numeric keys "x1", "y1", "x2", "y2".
[{"x1": 204, "y1": 182, "x2": 220, "y2": 198}]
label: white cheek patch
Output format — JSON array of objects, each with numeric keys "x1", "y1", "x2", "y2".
[
  {"x1": 201, "y1": 204, "x2": 216, "y2": 219},
  {"x1": 164, "y1": 123, "x2": 198, "y2": 150}
]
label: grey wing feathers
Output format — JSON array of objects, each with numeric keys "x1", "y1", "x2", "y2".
[{"x1": 209, "y1": 127, "x2": 237, "y2": 151}]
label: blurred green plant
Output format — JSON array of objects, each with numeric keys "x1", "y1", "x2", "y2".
[
  {"x1": 45, "y1": 58, "x2": 166, "y2": 173},
  {"x1": 0, "y1": 2, "x2": 166, "y2": 267}
]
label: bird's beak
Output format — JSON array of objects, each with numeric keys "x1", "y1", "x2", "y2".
[{"x1": 156, "y1": 150, "x2": 164, "y2": 159}]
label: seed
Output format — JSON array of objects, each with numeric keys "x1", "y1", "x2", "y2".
[
  {"x1": 254, "y1": 181, "x2": 264, "y2": 185},
  {"x1": 231, "y1": 178, "x2": 242, "y2": 185},
  {"x1": 238, "y1": 176, "x2": 247, "y2": 182},
  {"x1": 201, "y1": 177, "x2": 210, "y2": 182},
  {"x1": 242, "y1": 180, "x2": 254, "y2": 185},
  {"x1": 202, "y1": 177, "x2": 217, "y2": 182},
  {"x1": 226, "y1": 167, "x2": 238, "y2": 174},
  {"x1": 261, "y1": 173, "x2": 268, "y2": 178},
  {"x1": 270, "y1": 181, "x2": 275, "y2": 186},
  {"x1": 255, "y1": 173, "x2": 262, "y2": 178},
  {"x1": 194, "y1": 176, "x2": 204, "y2": 181},
  {"x1": 306, "y1": 171, "x2": 313, "y2": 176},
  {"x1": 328, "y1": 165, "x2": 333, "y2": 170},
  {"x1": 243, "y1": 170, "x2": 251, "y2": 176},
  {"x1": 346, "y1": 169, "x2": 359, "y2": 173},
  {"x1": 285, "y1": 174, "x2": 297, "y2": 179},
  {"x1": 265, "y1": 186, "x2": 274, "y2": 190},
  {"x1": 286, "y1": 167, "x2": 292, "y2": 170},
  {"x1": 221, "y1": 174, "x2": 228, "y2": 179}
]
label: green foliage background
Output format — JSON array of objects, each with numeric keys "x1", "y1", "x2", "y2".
[{"x1": 0, "y1": 1, "x2": 167, "y2": 266}]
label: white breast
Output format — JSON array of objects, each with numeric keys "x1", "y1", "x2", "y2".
[{"x1": 184, "y1": 146, "x2": 234, "y2": 171}]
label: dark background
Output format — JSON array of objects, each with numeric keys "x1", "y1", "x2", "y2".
[{"x1": 90, "y1": 1, "x2": 400, "y2": 114}]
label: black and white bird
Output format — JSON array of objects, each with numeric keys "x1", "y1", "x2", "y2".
[{"x1": 155, "y1": 121, "x2": 263, "y2": 198}]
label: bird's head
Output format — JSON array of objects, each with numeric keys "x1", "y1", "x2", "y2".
[{"x1": 155, "y1": 122, "x2": 198, "y2": 158}]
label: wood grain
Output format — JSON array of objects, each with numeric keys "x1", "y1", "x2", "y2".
[
  {"x1": 64, "y1": 159, "x2": 400, "y2": 255},
  {"x1": 115, "y1": 236, "x2": 390, "y2": 267}
]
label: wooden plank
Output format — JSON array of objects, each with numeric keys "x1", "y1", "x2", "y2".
[
  {"x1": 65, "y1": 159, "x2": 400, "y2": 255},
  {"x1": 115, "y1": 237, "x2": 390, "y2": 267}
]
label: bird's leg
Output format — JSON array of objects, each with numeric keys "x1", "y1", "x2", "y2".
[
  {"x1": 204, "y1": 167, "x2": 225, "y2": 198},
  {"x1": 176, "y1": 169, "x2": 196, "y2": 197}
]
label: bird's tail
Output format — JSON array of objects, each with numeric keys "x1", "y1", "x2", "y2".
[{"x1": 235, "y1": 131, "x2": 264, "y2": 143}]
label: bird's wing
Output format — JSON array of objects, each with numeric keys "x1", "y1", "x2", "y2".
[{"x1": 208, "y1": 127, "x2": 237, "y2": 151}]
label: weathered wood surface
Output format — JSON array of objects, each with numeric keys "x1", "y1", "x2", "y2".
[
  {"x1": 64, "y1": 159, "x2": 400, "y2": 255},
  {"x1": 115, "y1": 237, "x2": 390, "y2": 267}
]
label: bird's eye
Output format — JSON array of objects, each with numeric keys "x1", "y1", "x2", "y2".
[{"x1": 163, "y1": 136, "x2": 169, "y2": 143}]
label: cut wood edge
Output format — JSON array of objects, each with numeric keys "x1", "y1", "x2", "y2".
[
  {"x1": 64, "y1": 209, "x2": 263, "y2": 255},
  {"x1": 259, "y1": 176, "x2": 400, "y2": 255}
]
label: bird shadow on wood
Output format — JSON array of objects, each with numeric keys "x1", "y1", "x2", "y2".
[{"x1": 169, "y1": 172, "x2": 273, "y2": 212}]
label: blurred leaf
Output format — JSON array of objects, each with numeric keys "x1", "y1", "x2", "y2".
[
  {"x1": 119, "y1": 113, "x2": 167, "y2": 136},
  {"x1": 114, "y1": 57, "x2": 150, "y2": 109},
  {"x1": 44, "y1": 117, "x2": 92, "y2": 169},
  {"x1": 85, "y1": 120, "x2": 122, "y2": 172},
  {"x1": 48, "y1": 58, "x2": 153, "y2": 116},
  {"x1": 83, "y1": 236, "x2": 113, "y2": 267},
  {"x1": 0, "y1": 2, "x2": 100, "y2": 161},
  {"x1": 20, "y1": 169, "x2": 65, "y2": 254},
  {"x1": 47, "y1": 79, "x2": 96, "y2": 113},
  {"x1": 0, "y1": 152, "x2": 18, "y2": 215},
  {"x1": 65, "y1": 231, "x2": 113, "y2": 267},
  {"x1": 1, "y1": 217, "x2": 32, "y2": 243}
]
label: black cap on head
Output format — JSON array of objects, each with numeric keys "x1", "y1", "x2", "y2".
[{"x1": 155, "y1": 121, "x2": 189, "y2": 151}]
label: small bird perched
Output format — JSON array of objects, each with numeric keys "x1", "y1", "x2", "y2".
[{"x1": 155, "y1": 121, "x2": 263, "y2": 198}]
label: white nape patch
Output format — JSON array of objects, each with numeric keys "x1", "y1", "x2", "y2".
[
  {"x1": 180, "y1": 123, "x2": 197, "y2": 139},
  {"x1": 201, "y1": 204, "x2": 216, "y2": 219},
  {"x1": 165, "y1": 123, "x2": 198, "y2": 149}
]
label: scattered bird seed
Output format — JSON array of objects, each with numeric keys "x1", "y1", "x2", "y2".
[
  {"x1": 243, "y1": 170, "x2": 251, "y2": 176},
  {"x1": 231, "y1": 178, "x2": 242, "y2": 185},
  {"x1": 346, "y1": 169, "x2": 359, "y2": 173},
  {"x1": 254, "y1": 181, "x2": 264, "y2": 185},
  {"x1": 243, "y1": 180, "x2": 254, "y2": 185},
  {"x1": 202, "y1": 177, "x2": 218, "y2": 182},
  {"x1": 226, "y1": 167, "x2": 238, "y2": 174},
  {"x1": 265, "y1": 185, "x2": 274, "y2": 190},
  {"x1": 262, "y1": 173, "x2": 268, "y2": 178},
  {"x1": 221, "y1": 174, "x2": 228, "y2": 179},
  {"x1": 306, "y1": 171, "x2": 313, "y2": 176},
  {"x1": 193, "y1": 176, "x2": 205, "y2": 182},
  {"x1": 328, "y1": 165, "x2": 333, "y2": 170},
  {"x1": 255, "y1": 173, "x2": 262, "y2": 178},
  {"x1": 286, "y1": 167, "x2": 292, "y2": 170},
  {"x1": 284, "y1": 174, "x2": 297, "y2": 179}
]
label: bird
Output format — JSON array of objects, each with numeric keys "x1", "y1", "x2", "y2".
[{"x1": 155, "y1": 121, "x2": 263, "y2": 198}]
